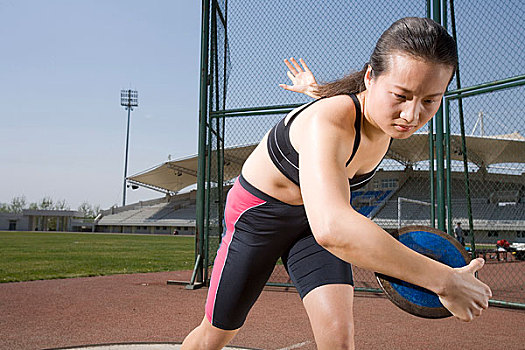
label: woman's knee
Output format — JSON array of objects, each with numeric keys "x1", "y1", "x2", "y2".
[
  {"x1": 322, "y1": 319, "x2": 355, "y2": 349},
  {"x1": 303, "y1": 284, "x2": 355, "y2": 349},
  {"x1": 181, "y1": 317, "x2": 239, "y2": 350}
]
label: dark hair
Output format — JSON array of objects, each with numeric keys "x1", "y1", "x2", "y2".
[{"x1": 315, "y1": 17, "x2": 458, "y2": 98}]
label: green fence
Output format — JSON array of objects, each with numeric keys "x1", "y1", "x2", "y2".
[{"x1": 195, "y1": 0, "x2": 525, "y2": 308}]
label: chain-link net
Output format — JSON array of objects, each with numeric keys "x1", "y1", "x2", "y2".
[
  {"x1": 440, "y1": 0, "x2": 525, "y2": 305},
  {"x1": 445, "y1": 0, "x2": 524, "y2": 88},
  {"x1": 445, "y1": 84, "x2": 525, "y2": 304},
  {"x1": 203, "y1": 0, "x2": 524, "y2": 305},
  {"x1": 206, "y1": 0, "x2": 428, "y2": 292}
]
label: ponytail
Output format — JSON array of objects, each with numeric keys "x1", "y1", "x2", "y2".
[{"x1": 314, "y1": 63, "x2": 368, "y2": 98}]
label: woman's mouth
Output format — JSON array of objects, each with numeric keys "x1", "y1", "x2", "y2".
[{"x1": 394, "y1": 124, "x2": 414, "y2": 132}]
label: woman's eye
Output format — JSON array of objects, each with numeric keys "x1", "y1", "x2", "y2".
[{"x1": 394, "y1": 93, "x2": 406, "y2": 100}]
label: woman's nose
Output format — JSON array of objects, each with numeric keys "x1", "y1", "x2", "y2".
[{"x1": 401, "y1": 102, "x2": 420, "y2": 125}]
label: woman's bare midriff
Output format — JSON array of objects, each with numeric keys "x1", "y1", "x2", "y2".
[{"x1": 241, "y1": 131, "x2": 305, "y2": 206}]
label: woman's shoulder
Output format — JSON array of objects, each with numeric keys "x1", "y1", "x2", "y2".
[{"x1": 305, "y1": 94, "x2": 358, "y2": 128}]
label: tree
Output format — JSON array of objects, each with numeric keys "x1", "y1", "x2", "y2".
[
  {"x1": 38, "y1": 197, "x2": 54, "y2": 210},
  {"x1": 77, "y1": 202, "x2": 100, "y2": 219},
  {"x1": 0, "y1": 203, "x2": 9, "y2": 213},
  {"x1": 92, "y1": 204, "x2": 100, "y2": 218},
  {"x1": 9, "y1": 196, "x2": 27, "y2": 213},
  {"x1": 54, "y1": 199, "x2": 70, "y2": 210},
  {"x1": 28, "y1": 202, "x2": 39, "y2": 210},
  {"x1": 1, "y1": 196, "x2": 73, "y2": 213}
]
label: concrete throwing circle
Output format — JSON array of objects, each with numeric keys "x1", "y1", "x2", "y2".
[{"x1": 49, "y1": 343, "x2": 260, "y2": 350}]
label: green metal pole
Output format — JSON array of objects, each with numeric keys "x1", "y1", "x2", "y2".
[
  {"x1": 446, "y1": 75, "x2": 525, "y2": 97},
  {"x1": 204, "y1": 123, "x2": 212, "y2": 284},
  {"x1": 432, "y1": 0, "x2": 446, "y2": 231},
  {"x1": 489, "y1": 300, "x2": 525, "y2": 310},
  {"x1": 426, "y1": 0, "x2": 435, "y2": 228},
  {"x1": 432, "y1": 0, "x2": 441, "y2": 23},
  {"x1": 447, "y1": 79, "x2": 525, "y2": 99},
  {"x1": 210, "y1": 103, "x2": 301, "y2": 116},
  {"x1": 217, "y1": 0, "x2": 228, "y2": 254},
  {"x1": 442, "y1": 0, "x2": 447, "y2": 30},
  {"x1": 429, "y1": 122, "x2": 436, "y2": 228},
  {"x1": 435, "y1": 110, "x2": 446, "y2": 232},
  {"x1": 442, "y1": 0, "x2": 451, "y2": 234},
  {"x1": 212, "y1": 109, "x2": 291, "y2": 118},
  {"x1": 195, "y1": 0, "x2": 210, "y2": 284},
  {"x1": 203, "y1": 0, "x2": 218, "y2": 285},
  {"x1": 449, "y1": 0, "x2": 476, "y2": 258},
  {"x1": 444, "y1": 100, "x2": 453, "y2": 235}
]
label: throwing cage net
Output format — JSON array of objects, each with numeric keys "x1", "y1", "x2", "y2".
[{"x1": 196, "y1": 0, "x2": 525, "y2": 307}]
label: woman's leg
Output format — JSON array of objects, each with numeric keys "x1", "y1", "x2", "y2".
[
  {"x1": 181, "y1": 316, "x2": 239, "y2": 350},
  {"x1": 182, "y1": 175, "x2": 302, "y2": 348},
  {"x1": 282, "y1": 233, "x2": 355, "y2": 349},
  {"x1": 302, "y1": 284, "x2": 355, "y2": 350}
]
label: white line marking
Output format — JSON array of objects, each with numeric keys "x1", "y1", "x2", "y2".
[{"x1": 276, "y1": 341, "x2": 312, "y2": 350}]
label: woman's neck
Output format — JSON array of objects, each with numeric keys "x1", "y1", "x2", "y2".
[{"x1": 356, "y1": 90, "x2": 390, "y2": 142}]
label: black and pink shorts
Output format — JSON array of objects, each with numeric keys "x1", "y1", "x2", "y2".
[{"x1": 205, "y1": 174, "x2": 354, "y2": 330}]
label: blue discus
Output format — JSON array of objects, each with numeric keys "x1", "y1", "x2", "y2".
[{"x1": 375, "y1": 225, "x2": 471, "y2": 319}]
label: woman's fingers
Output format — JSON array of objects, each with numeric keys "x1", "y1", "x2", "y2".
[
  {"x1": 473, "y1": 307, "x2": 482, "y2": 317},
  {"x1": 279, "y1": 83, "x2": 301, "y2": 93},
  {"x1": 284, "y1": 58, "x2": 299, "y2": 75},
  {"x1": 279, "y1": 83, "x2": 292, "y2": 91},
  {"x1": 465, "y1": 258, "x2": 485, "y2": 274},
  {"x1": 299, "y1": 58, "x2": 311, "y2": 72},
  {"x1": 285, "y1": 57, "x2": 308, "y2": 75},
  {"x1": 289, "y1": 57, "x2": 304, "y2": 73},
  {"x1": 286, "y1": 70, "x2": 297, "y2": 83}
]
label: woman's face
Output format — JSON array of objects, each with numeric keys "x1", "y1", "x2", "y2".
[{"x1": 363, "y1": 53, "x2": 454, "y2": 139}]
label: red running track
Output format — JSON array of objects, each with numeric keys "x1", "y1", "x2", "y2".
[{"x1": 1, "y1": 270, "x2": 523, "y2": 350}]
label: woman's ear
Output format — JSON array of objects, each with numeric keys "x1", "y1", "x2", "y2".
[{"x1": 364, "y1": 65, "x2": 373, "y2": 89}]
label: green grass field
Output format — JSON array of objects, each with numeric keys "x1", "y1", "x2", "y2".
[{"x1": 0, "y1": 231, "x2": 195, "y2": 283}]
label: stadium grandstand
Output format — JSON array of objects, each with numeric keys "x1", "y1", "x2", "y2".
[
  {"x1": 96, "y1": 191, "x2": 197, "y2": 235},
  {"x1": 95, "y1": 132, "x2": 525, "y2": 244}
]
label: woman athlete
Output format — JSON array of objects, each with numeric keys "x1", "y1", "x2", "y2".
[{"x1": 182, "y1": 17, "x2": 492, "y2": 350}]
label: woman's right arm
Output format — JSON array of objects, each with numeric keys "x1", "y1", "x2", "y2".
[{"x1": 296, "y1": 97, "x2": 491, "y2": 322}]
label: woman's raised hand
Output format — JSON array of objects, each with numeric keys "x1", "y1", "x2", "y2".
[
  {"x1": 279, "y1": 57, "x2": 320, "y2": 99},
  {"x1": 438, "y1": 258, "x2": 492, "y2": 322}
]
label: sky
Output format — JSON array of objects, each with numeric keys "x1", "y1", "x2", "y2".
[{"x1": 0, "y1": 1, "x2": 202, "y2": 209}]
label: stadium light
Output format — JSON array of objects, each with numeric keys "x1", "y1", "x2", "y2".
[{"x1": 120, "y1": 89, "x2": 139, "y2": 206}]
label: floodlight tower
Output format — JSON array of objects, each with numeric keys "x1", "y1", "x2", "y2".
[{"x1": 120, "y1": 89, "x2": 138, "y2": 206}]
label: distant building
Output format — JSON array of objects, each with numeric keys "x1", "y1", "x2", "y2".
[{"x1": 0, "y1": 210, "x2": 84, "y2": 232}]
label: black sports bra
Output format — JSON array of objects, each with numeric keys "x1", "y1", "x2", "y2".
[{"x1": 267, "y1": 94, "x2": 392, "y2": 191}]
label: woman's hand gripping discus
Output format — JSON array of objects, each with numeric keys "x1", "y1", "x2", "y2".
[
  {"x1": 375, "y1": 226, "x2": 491, "y2": 321},
  {"x1": 438, "y1": 258, "x2": 492, "y2": 322},
  {"x1": 279, "y1": 57, "x2": 320, "y2": 99}
]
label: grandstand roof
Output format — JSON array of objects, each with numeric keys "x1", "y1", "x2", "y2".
[
  {"x1": 391, "y1": 132, "x2": 525, "y2": 166},
  {"x1": 128, "y1": 133, "x2": 525, "y2": 193},
  {"x1": 128, "y1": 144, "x2": 255, "y2": 194}
]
